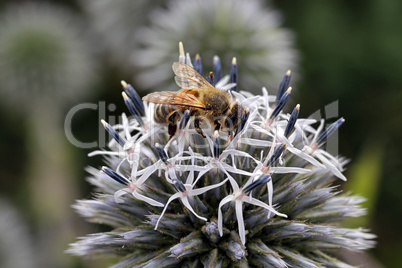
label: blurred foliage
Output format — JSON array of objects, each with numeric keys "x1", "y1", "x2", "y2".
[
  {"x1": 345, "y1": 142, "x2": 384, "y2": 228},
  {"x1": 274, "y1": 0, "x2": 402, "y2": 267},
  {"x1": 0, "y1": 0, "x2": 401, "y2": 267}
]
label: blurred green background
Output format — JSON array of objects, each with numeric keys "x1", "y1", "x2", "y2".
[{"x1": 0, "y1": 0, "x2": 400, "y2": 267}]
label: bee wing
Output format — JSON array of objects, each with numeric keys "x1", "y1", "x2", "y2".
[
  {"x1": 142, "y1": 91, "x2": 206, "y2": 109},
  {"x1": 172, "y1": 62, "x2": 212, "y2": 90}
]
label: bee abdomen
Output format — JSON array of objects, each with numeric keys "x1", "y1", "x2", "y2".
[{"x1": 154, "y1": 104, "x2": 176, "y2": 124}]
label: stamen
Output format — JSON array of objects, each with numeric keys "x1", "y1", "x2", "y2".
[
  {"x1": 101, "y1": 119, "x2": 126, "y2": 147},
  {"x1": 276, "y1": 70, "x2": 291, "y2": 103},
  {"x1": 193, "y1": 54, "x2": 203, "y2": 75},
  {"x1": 121, "y1": 80, "x2": 145, "y2": 116},
  {"x1": 266, "y1": 143, "x2": 287, "y2": 167},
  {"x1": 316, "y1": 117, "x2": 345, "y2": 146},
  {"x1": 213, "y1": 130, "x2": 220, "y2": 158},
  {"x1": 208, "y1": 71, "x2": 214, "y2": 85},
  {"x1": 270, "y1": 87, "x2": 292, "y2": 122},
  {"x1": 101, "y1": 166, "x2": 130, "y2": 186},
  {"x1": 122, "y1": 92, "x2": 144, "y2": 127},
  {"x1": 179, "y1": 109, "x2": 191, "y2": 130},
  {"x1": 243, "y1": 175, "x2": 272, "y2": 194},
  {"x1": 284, "y1": 104, "x2": 300, "y2": 138},
  {"x1": 154, "y1": 143, "x2": 168, "y2": 165},
  {"x1": 172, "y1": 178, "x2": 186, "y2": 193},
  {"x1": 178, "y1": 41, "x2": 185, "y2": 63},
  {"x1": 213, "y1": 55, "x2": 221, "y2": 84},
  {"x1": 230, "y1": 57, "x2": 238, "y2": 92}
]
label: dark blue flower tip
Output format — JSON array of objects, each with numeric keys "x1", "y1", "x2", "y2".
[
  {"x1": 276, "y1": 70, "x2": 291, "y2": 103},
  {"x1": 316, "y1": 117, "x2": 345, "y2": 146},
  {"x1": 101, "y1": 119, "x2": 126, "y2": 147},
  {"x1": 122, "y1": 92, "x2": 145, "y2": 127},
  {"x1": 179, "y1": 109, "x2": 192, "y2": 130},
  {"x1": 284, "y1": 104, "x2": 300, "y2": 138},
  {"x1": 270, "y1": 87, "x2": 292, "y2": 122},
  {"x1": 213, "y1": 130, "x2": 220, "y2": 159},
  {"x1": 121, "y1": 80, "x2": 145, "y2": 116},
  {"x1": 154, "y1": 143, "x2": 168, "y2": 164},
  {"x1": 172, "y1": 178, "x2": 186, "y2": 193},
  {"x1": 101, "y1": 166, "x2": 130, "y2": 186},
  {"x1": 267, "y1": 143, "x2": 287, "y2": 167},
  {"x1": 230, "y1": 57, "x2": 238, "y2": 92},
  {"x1": 193, "y1": 54, "x2": 203, "y2": 75},
  {"x1": 243, "y1": 175, "x2": 272, "y2": 194},
  {"x1": 213, "y1": 55, "x2": 222, "y2": 84}
]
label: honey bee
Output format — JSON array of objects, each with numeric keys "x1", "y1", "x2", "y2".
[{"x1": 142, "y1": 62, "x2": 249, "y2": 140}]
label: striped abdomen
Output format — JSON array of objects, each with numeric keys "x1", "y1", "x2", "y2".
[{"x1": 154, "y1": 104, "x2": 177, "y2": 124}]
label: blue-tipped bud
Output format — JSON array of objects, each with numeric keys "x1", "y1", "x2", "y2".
[
  {"x1": 101, "y1": 166, "x2": 130, "y2": 186},
  {"x1": 284, "y1": 104, "x2": 300, "y2": 138},
  {"x1": 179, "y1": 109, "x2": 191, "y2": 130},
  {"x1": 270, "y1": 87, "x2": 292, "y2": 121},
  {"x1": 276, "y1": 70, "x2": 291, "y2": 103},
  {"x1": 227, "y1": 240, "x2": 246, "y2": 260},
  {"x1": 172, "y1": 178, "x2": 186, "y2": 193},
  {"x1": 122, "y1": 92, "x2": 144, "y2": 127},
  {"x1": 154, "y1": 143, "x2": 168, "y2": 164},
  {"x1": 230, "y1": 57, "x2": 238, "y2": 92},
  {"x1": 316, "y1": 118, "x2": 345, "y2": 146},
  {"x1": 121, "y1": 81, "x2": 145, "y2": 116},
  {"x1": 101, "y1": 119, "x2": 126, "y2": 147},
  {"x1": 243, "y1": 175, "x2": 272, "y2": 194},
  {"x1": 267, "y1": 143, "x2": 287, "y2": 167},
  {"x1": 203, "y1": 222, "x2": 220, "y2": 243},
  {"x1": 213, "y1": 130, "x2": 220, "y2": 158},
  {"x1": 213, "y1": 55, "x2": 221, "y2": 84},
  {"x1": 193, "y1": 54, "x2": 203, "y2": 75}
]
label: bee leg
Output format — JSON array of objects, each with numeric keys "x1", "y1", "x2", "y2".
[
  {"x1": 228, "y1": 131, "x2": 233, "y2": 141},
  {"x1": 194, "y1": 114, "x2": 206, "y2": 138},
  {"x1": 168, "y1": 124, "x2": 177, "y2": 140},
  {"x1": 167, "y1": 111, "x2": 179, "y2": 140},
  {"x1": 214, "y1": 121, "x2": 221, "y2": 132}
]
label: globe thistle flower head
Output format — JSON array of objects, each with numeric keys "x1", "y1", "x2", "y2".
[
  {"x1": 68, "y1": 45, "x2": 375, "y2": 267},
  {"x1": 133, "y1": 0, "x2": 298, "y2": 94},
  {"x1": 0, "y1": 3, "x2": 95, "y2": 106}
]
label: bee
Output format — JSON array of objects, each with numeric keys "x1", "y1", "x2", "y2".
[{"x1": 143, "y1": 62, "x2": 249, "y2": 140}]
